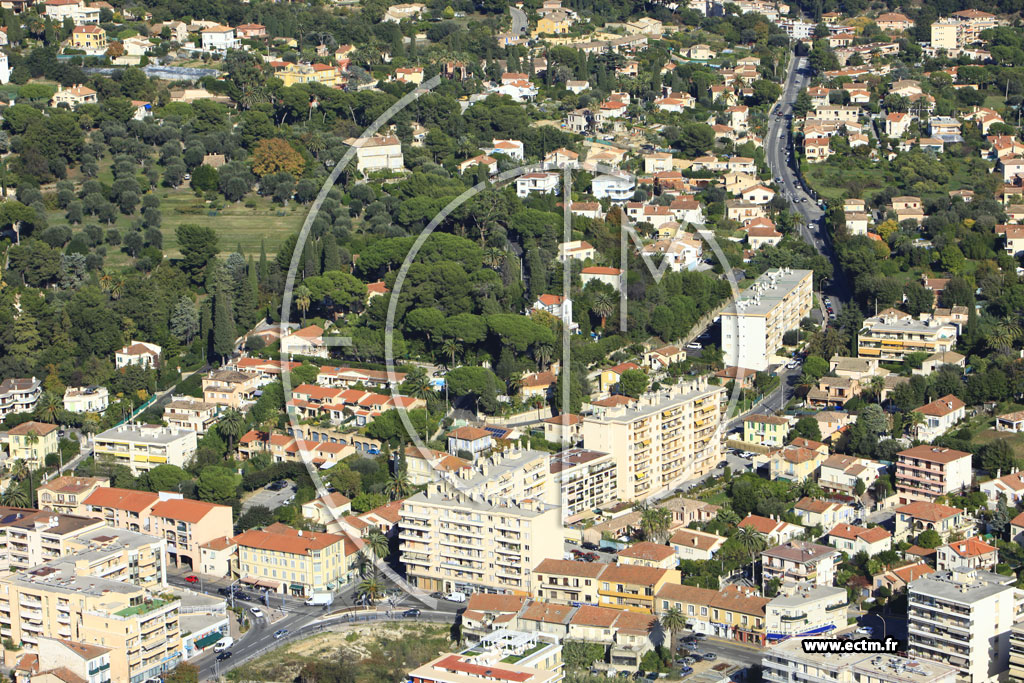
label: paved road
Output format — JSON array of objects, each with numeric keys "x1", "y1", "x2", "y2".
[
  {"x1": 509, "y1": 5, "x2": 527, "y2": 34},
  {"x1": 764, "y1": 53, "x2": 853, "y2": 318}
]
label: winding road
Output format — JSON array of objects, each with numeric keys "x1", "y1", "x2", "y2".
[{"x1": 509, "y1": 5, "x2": 527, "y2": 34}]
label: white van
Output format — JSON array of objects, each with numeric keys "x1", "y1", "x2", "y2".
[
  {"x1": 214, "y1": 637, "x2": 234, "y2": 652},
  {"x1": 444, "y1": 591, "x2": 467, "y2": 603}
]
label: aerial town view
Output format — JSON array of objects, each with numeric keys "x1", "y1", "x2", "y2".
[{"x1": 1, "y1": 0, "x2": 1024, "y2": 681}]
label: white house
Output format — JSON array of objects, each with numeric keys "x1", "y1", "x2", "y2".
[
  {"x1": 63, "y1": 385, "x2": 110, "y2": 413},
  {"x1": 981, "y1": 470, "x2": 1024, "y2": 506},
  {"x1": 532, "y1": 294, "x2": 576, "y2": 330},
  {"x1": 486, "y1": 139, "x2": 525, "y2": 161},
  {"x1": 516, "y1": 172, "x2": 560, "y2": 197},
  {"x1": 670, "y1": 528, "x2": 725, "y2": 561},
  {"x1": 592, "y1": 174, "x2": 635, "y2": 202},
  {"x1": 557, "y1": 240, "x2": 596, "y2": 262},
  {"x1": 200, "y1": 25, "x2": 238, "y2": 53},
  {"x1": 580, "y1": 266, "x2": 622, "y2": 292},
  {"x1": 827, "y1": 523, "x2": 891, "y2": 555},
  {"x1": 115, "y1": 341, "x2": 162, "y2": 369},
  {"x1": 912, "y1": 394, "x2": 966, "y2": 441},
  {"x1": 458, "y1": 154, "x2": 498, "y2": 175},
  {"x1": 740, "y1": 184, "x2": 776, "y2": 205},
  {"x1": 0, "y1": 53, "x2": 9, "y2": 85}
]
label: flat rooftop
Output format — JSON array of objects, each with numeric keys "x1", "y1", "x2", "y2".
[{"x1": 723, "y1": 268, "x2": 812, "y2": 317}]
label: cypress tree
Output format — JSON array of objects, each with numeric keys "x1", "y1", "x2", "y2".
[
  {"x1": 213, "y1": 287, "x2": 235, "y2": 363},
  {"x1": 258, "y1": 239, "x2": 269, "y2": 289}
]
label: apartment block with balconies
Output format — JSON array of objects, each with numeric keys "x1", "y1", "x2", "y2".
[
  {"x1": 761, "y1": 541, "x2": 839, "y2": 596},
  {"x1": 908, "y1": 568, "x2": 1016, "y2": 683},
  {"x1": 895, "y1": 445, "x2": 972, "y2": 505},
  {"x1": 762, "y1": 634, "x2": 957, "y2": 683},
  {"x1": 400, "y1": 481, "x2": 564, "y2": 596},
  {"x1": 857, "y1": 309, "x2": 958, "y2": 362},
  {"x1": 0, "y1": 508, "x2": 105, "y2": 572},
  {"x1": 0, "y1": 564, "x2": 182, "y2": 683},
  {"x1": 721, "y1": 268, "x2": 813, "y2": 371},
  {"x1": 581, "y1": 377, "x2": 724, "y2": 502}
]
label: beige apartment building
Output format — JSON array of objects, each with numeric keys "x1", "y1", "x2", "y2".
[
  {"x1": 201, "y1": 369, "x2": 260, "y2": 410},
  {"x1": 81, "y1": 488, "x2": 232, "y2": 570},
  {"x1": 0, "y1": 565, "x2": 182, "y2": 683},
  {"x1": 857, "y1": 309, "x2": 958, "y2": 362},
  {"x1": 36, "y1": 476, "x2": 109, "y2": 515},
  {"x1": 0, "y1": 507, "x2": 104, "y2": 572},
  {"x1": 400, "y1": 481, "x2": 564, "y2": 596},
  {"x1": 444, "y1": 449, "x2": 553, "y2": 505},
  {"x1": 721, "y1": 268, "x2": 813, "y2": 371},
  {"x1": 162, "y1": 397, "x2": 219, "y2": 434},
  {"x1": 62, "y1": 526, "x2": 168, "y2": 589},
  {"x1": 582, "y1": 377, "x2": 724, "y2": 502},
  {"x1": 93, "y1": 424, "x2": 197, "y2": 475},
  {"x1": 231, "y1": 522, "x2": 356, "y2": 596}
]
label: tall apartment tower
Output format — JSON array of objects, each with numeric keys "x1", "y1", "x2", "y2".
[{"x1": 720, "y1": 268, "x2": 813, "y2": 371}]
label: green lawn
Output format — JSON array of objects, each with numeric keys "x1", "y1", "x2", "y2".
[{"x1": 973, "y1": 427, "x2": 1024, "y2": 458}]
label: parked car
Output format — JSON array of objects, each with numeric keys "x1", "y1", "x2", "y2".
[
  {"x1": 680, "y1": 666, "x2": 693, "y2": 677},
  {"x1": 185, "y1": 575, "x2": 198, "y2": 584},
  {"x1": 703, "y1": 653, "x2": 717, "y2": 661},
  {"x1": 855, "y1": 626, "x2": 874, "y2": 636},
  {"x1": 681, "y1": 657, "x2": 695, "y2": 666},
  {"x1": 216, "y1": 652, "x2": 232, "y2": 661},
  {"x1": 214, "y1": 638, "x2": 234, "y2": 652},
  {"x1": 582, "y1": 542, "x2": 599, "y2": 551},
  {"x1": 686, "y1": 342, "x2": 702, "y2": 350}
]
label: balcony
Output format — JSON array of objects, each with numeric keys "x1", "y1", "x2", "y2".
[{"x1": 779, "y1": 613, "x2": 807, "y2": 622}]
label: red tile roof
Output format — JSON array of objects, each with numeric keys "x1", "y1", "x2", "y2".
[
  {"x1": 152, "y1": 498, "x2": 227, "y2": 523},
  {"x1": 83, "y1": 487, "x2": 158, "y2": 513}
]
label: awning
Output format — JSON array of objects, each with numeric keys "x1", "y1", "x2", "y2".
[
  {"x1": 242, "y1": 576, "x2": 281, "y2": 589},
  {"x1": 290, "y1": 583, "x2": 304, "y2": 591},
  {"x1": 194, "y1": 632, "x2": 223, "y2": 649}
]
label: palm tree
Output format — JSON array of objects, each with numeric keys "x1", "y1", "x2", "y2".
[
  {"x1": 440, "y1": 338, "x2": 462, "y2": 368},
  {"x1": 484, "y1": 247, "x2": 506, "y2": 270},
  {"x1": 798, "y1": 478, "x2": 823, "y2": 500},
  {"x1": 356, "y1": 575, "x2": 385, "y2": 606},
  {"x1": 989, "y1": 317, "x2": 1022, "y2": 354},
  {"x1": 660, "y1": 606, "x2": 688, "y2": 655},
  {"x1": 294, "y1": 285, "x2": 312, "y2": 325},
  {"x1": 384, "y1": 471, "x2": 411, "y2": 501},
  {"x1": 636, "y1": 504, "x2": 672, "y2": 543},
  {"x1": 218, "y1": 409, "x2": 246, "y2": 452},
  {"x1": 534, "y1": 342, "x2": 554, "y2": 371},
  {"x1": 592, "y1": 291, "x2": 615, "y2": 328},
  {"x1": 354, "y1": 551, "x2": 372, "y2": 579},
  {"x1": 362, "y1": 526, "x2": 389, "y2": 562},
  {"x1": 904, "y1": 409, "x2": 925, "y2": 438},
  {"x1": 36, "y1": 392, "x2": 61, "y2": 424},
  {"x1": 508, "y1": 373, "x2": 525, "y2": 398},
  {"x1": 734, "y1": 525, "x2": 767, "y2": 559},
  {"x1": 866, "y1": 375, "x2": 885, "y2": 404},
  {"x1": 2, "y1": 486, "x2": 28, "y2": 507}
]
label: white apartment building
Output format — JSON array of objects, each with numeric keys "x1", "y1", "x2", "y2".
[
  {"x1": 200, "y1": 25, "x2": 238, "y2": 53},
  {"x1": 163, "y1": 397, "x2": 219, "y2": 434},
  {"x1": 442, "y1": 449, "x2": 553, "y2": 505},
  {"x1": 857, "y1": 310, "x2": 958, "y2": 362},
  {"x1": 549, "y1": 448, "x2": 618, "y2": 522},
  {"x1": 0, "y1": 377, "x2": 41, "y2": 417},
  {"x1": 766, "y1": 585, "x2": 848, "y2": 642},
  {"x1": 908, "y1": 568, "x2": 1017, "y2": 683},
  {"x1": 592, "y1": 174, "x2": 636, "y2": 202},
  {"x1": 721, "y1": 268, "x2": 814, "y2": 371},
  {"x1": 761, "y1": 541, "x2": 839, "y2": 596},
  {"x1": 63, "y1": 385, "x2": 109, "y2": 414},
  {"x1": 93, "y1": 424, "x2": 198, "y2": 475},
  {"x1": 516, "y1": 172, "x2": 560, "y2": 197},
  {"x1": 762, "y1": 636, "x2": 957, "y2": 683},
  {"x1": 581, "y1": 378, "x2": 724, "y2": 502},
  {"x1": 399, "y1": 481, "x2": 564, "y2": 596}
]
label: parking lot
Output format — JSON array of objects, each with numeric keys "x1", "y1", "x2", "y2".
[{"x1": 241, "y1": 479, "x2": 296, "y2": 513}]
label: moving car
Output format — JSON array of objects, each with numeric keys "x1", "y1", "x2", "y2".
[
  {"x1": 216, "y1": 651, "x2": 232, "y2": 661},
  {"x1": 250, "y1": 607, "x2": 263, "y2": 618},
  {"x1": 214, "y1": 638, "x2": 234, "y2": 652},
  {"x1": 274, "y1": 629, "x2": 289, "y2": 639},
  {"x1": 403, "y1": 608, "x2": 421, "y2": 617}
]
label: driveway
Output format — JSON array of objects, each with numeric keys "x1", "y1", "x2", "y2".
[{"x1": 242, "y1": 479, "x2": 296, "y2": 513}]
